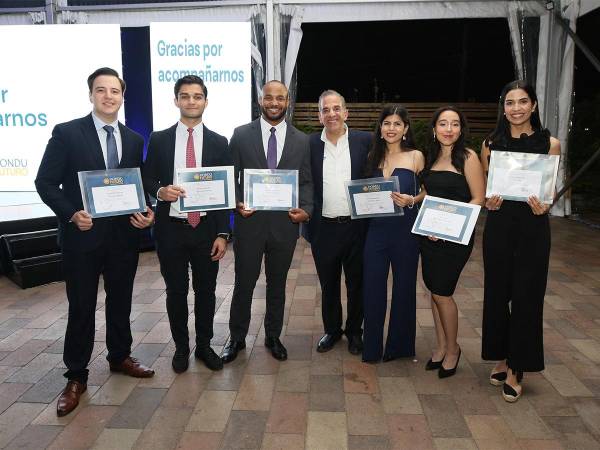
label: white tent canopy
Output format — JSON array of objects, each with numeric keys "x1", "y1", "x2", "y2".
[{"x1": 1, "y1": 0, "x2": 598, "y2": 216}]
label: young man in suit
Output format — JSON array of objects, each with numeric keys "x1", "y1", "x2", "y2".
[
  {"x1": 142, "y1": 75, "x2": 230, "y2": 374},
  {"x1": 305, "y1": 90, "x2": 371, "y2": 355},
  {"x1": 35, "y1": 67, "x2": 155, "y2": 417},
  {"x1": 221, "y1": 80, "x2": 313, "y2": 363}
]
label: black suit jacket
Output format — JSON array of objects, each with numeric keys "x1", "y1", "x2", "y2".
[
  {"x1": 304, "y1": 129, "x2": 372, "y2": 243},
  {"x1": 35, "y1": 114, "x2": 145, "y2": 252},
  {"x1": 231, "y1": 119, "x2": 313, "y2": 242},
  {"x1": 142, "y1": 123, "x2": 231, "y2": 243}
]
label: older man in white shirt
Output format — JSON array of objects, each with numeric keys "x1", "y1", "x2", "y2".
[{"x1": 305, "y1": 90, "x2": 372, "y2": 354}]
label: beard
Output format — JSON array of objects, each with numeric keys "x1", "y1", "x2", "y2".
[{"x1": 261, "y1": 104, "x2": 287, "y2": 122}]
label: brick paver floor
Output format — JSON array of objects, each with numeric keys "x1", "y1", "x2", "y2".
[{"x1": 0, "y1": 215, "x2": 599, "y2": 449}]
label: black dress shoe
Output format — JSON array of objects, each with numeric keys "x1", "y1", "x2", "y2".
[
  {"x1": 172, "y1": 350, "x2": 190, "y2": 373},
  {"x1": 195, "y1": 346, "x2": 224, "y2": 371},
  {"x1": 316, "y1": 333, "x2": 342, "y2": 353},
  {"x1": 264, "y1": 337, "x2": 287, "y2": 361},
  {"x1": 347, "y1": 334, "x2": 364, "y2": 355},
  {"x1": 438, "y1": 348, "x2": 461, "y2": 379},
  {"x1": 221, "y1": 340, "x2": 246, "y2": 364}
]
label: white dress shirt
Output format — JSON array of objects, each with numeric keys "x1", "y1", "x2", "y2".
[
  {"x1": 170, "y1": 121, "x2": 206, "y2": 218},
  {"x1": 92, "y1": 112, "x2": 122, "y2": 167},
  {"x1": 260, "y1": 117, "x2": 287, "y2": 166},
  {"x1": 321, "y1": 125, "x2": 352, "y2": 217}
]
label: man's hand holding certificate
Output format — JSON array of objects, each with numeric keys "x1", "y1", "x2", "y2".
[
  {"x1": 486, "y1": 151, "x2": 559, "y2": 204},
  {"x1": 345, "y1": 177, "x2": 404, "y2": 219},
  {"x1": 412, "y1": 195, "x2": 481, "y2": 245}
]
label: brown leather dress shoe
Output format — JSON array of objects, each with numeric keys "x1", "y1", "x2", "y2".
[
  {"x1": 57, "y1": 380, "x2": 87, "y2": 417},
  {"x1": 109, "y1": 357, "x2": 155, "y2": 378}
]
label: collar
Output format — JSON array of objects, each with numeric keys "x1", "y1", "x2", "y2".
[
  {"x1": 321, "y1": 124, "x2": 348, "y2": 145},
  {"x1": 177, "y1": 121, "x2": 203, "y2": 134},
  {"x1": 260, "y1": 116, "x2": 286, "y2": 133},
  {"x1": 92, "y1": 112, "x2": 119, "y2": 133}
]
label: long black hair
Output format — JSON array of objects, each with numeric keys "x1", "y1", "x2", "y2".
[
  {"x1": 486, "y1": 80, "x2": 543, "y2": 146},
  {"x1": 365, "y1": 104, "x2": 416, "y2": 177},
  {"x1": 425, "y1": 106, "x2": 470, "y2": 174}
]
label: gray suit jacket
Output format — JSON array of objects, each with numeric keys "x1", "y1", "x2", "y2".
[{"x1": 231, "y1": 118, "x2": 313, "y2": 242}]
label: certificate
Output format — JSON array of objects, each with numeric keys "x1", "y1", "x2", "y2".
[
  {"x1": 244, "y1": 169, "x2": 298, "y2": 211},
  {"x1": 411, "y1": 195, "x2": 481, "y2": 245},
  {"x1": 78, "y1": 168, "x2": 146, "y2": 218},
  {"x1": 345, "y1": 176, "x2": 403, "y2": 219},
  {"x1": 486, "y1": 151, "x2": 559, "y2": 204},
  {"x1": 175, "y1": 166, "x2": 235, "y2": 212}
]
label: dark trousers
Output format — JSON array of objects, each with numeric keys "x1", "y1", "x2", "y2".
[
  {"x1": 311, "y1": 220, "x2": 364, "y2": 336},
  {"x1": 481, "y1": 210, "x2": 550, "y2": 372},
  {"x1": 362, "y1": 223, "x2": 418, "y2": 361},
  {"x1": 229, "y1": 233, "x2": 296, "y2": 341},
  {"x1": 63, "y1": 238, "x2": 139, "y2": 383},
  {"x1": 156, "y1": 221, "x2": 219, "y2": 353}
]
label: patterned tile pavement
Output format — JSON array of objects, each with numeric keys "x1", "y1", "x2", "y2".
[{"x1": 0, "y1": 215, "x2": 599, "y2": 449}]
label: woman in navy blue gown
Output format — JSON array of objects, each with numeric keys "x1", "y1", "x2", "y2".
[{"x1": 362, "y1": 105, "x2": 425, "y2": 362}]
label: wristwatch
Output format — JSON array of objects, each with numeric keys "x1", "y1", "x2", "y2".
[{"x1": 217, "y1": 233, "x2": 231, "y2": 241}]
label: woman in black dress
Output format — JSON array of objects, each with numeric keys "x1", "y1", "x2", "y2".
[
  {"x1": 481, "y1": 80, "x2": 561, "y2": 402},
  {"x1": 420, "y1": 106, "x2": 485, "y2": 378}
]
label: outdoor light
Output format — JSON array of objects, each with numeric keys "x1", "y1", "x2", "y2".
[{"x1": 545, "y1": 1, "x2": 555, "y2": 10}]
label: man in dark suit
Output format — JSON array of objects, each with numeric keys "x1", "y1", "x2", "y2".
[
  {"x1": 305, "y1": 90, "x2": 371, "y2": 355},
  {"x1": 142, "y1": 75, "x2": 230, "y2": 374},
  {"x1": 35, "y1": 67, "x2": 155, "y2": 417},
  {"x1": 221, "y1": 80, "x2": 313, "y2": 363}
]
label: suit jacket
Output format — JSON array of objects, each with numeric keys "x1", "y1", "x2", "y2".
[
  {"x1": 231, "y1": 119, "x2": 313, "y2": 242},
  {"x1": 304, "y1": 129, "x2": 372, "y2": 243},
  {"x1": 35, "y1": 114, "x2": 145, "y2": 252},
  {"x1": 142, "y1": 123, "x2": 231, "y2": 244}
]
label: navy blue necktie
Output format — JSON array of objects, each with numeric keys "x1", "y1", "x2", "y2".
[
  {"x1": 104, "y1": 125, "x2": 119, "y2": 169},
  {"x1": 267, "y1": 127, "x2": 277, "y2": 169}
]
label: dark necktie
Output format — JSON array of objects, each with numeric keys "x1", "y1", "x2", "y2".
[
  {"x1": 103, "y1": 125, "x2": 119, "y2": 169},
  {"x1": 267, "y1": 127, "x2": 277, "y2": 169},
  {"x1": 186, "y1": 127, "x2": 201, "y2": 227}
]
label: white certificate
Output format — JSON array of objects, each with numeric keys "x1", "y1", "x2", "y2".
[
  {"x1": 252, "y1": 183, "x2": 293, "y2": 208},
  {"x1": 411, "y1": 195, "x2": 481, "y2": 245},
  {"x1": 419, "y1": 208, "x2": 466, "y2": 238},
  {"x1": 490, "y1": 168, "x2": 543, "y2": 198},
  {"x1": 91, "y1": 184, "x2": 139, "y2": 214},
  {"x1": 486, "y1": 151, "x2": 559, "y2": 204},
  {"x1": 353, "y1": 191, "x2": 395, "y2": 215},
  {"x1": 181, "y1": 180, "x2": 225, "y2": 207}
]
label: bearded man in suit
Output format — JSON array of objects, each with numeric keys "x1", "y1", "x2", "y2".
[{"x1": 221, "y1": 80, "x2": 313, "y2": 363}]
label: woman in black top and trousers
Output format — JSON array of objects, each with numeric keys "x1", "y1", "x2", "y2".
[{"x1": 481, "y1": 80, "x2": 561, "y2": 402}]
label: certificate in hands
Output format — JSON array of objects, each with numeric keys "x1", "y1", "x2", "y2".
[
  {"x1": 78, "y1": 168, "x2": 146, "y2": 218},
  {"x1": 174, "y1": 166, "x2": 235, "y2": 212},
  {"x1": 345, "y1": 176, "x2": 404, "y2": 219},
  {"x1": 486, "y1": 151, "x2": 559, "y2": 204},
  {"x1": 244, "y1": 169, "x2": 298, "y2": 211},
  {"x1": 411, "y1": 195, "x2": 481, "y2": 245}
]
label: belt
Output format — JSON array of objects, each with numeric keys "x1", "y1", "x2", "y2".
[
  {"x1": 169, "y1": 217, "x2": 193, "y2": 225},
  {"x1": 322, "y1": 216, "x2": 351, "y2": 223}
]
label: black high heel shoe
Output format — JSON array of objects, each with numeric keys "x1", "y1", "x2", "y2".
[
  {"x1": 425, "y1": 357, "x2": 444, "y2": 371},
  {"x1": 438, "y1": 348, "x2": 461, "y2": 379}
]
